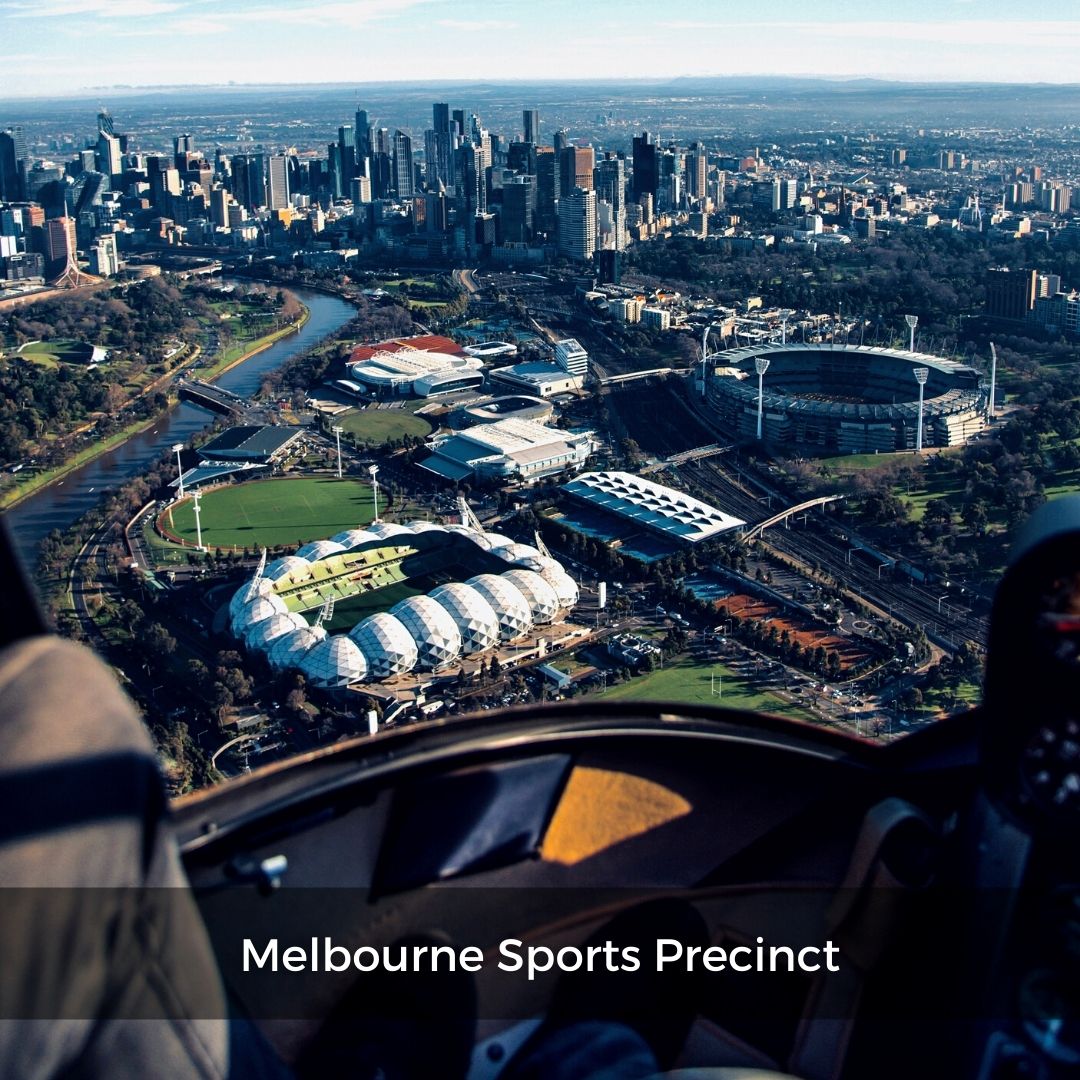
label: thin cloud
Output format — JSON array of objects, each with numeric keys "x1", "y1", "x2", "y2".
[{"x1": 2, "y1": 0, "x2": 184, "y2": 17}]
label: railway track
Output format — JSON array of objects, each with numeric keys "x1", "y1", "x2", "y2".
[{"x1": 676, "y1": 457, "x2": 988, "y2": 649}]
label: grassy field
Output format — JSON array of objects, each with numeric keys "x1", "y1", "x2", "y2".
[
  {"x1": 596, "y1": 655, "x2": 814, "y2": 721},
  {"x1": 17, "y1": 339, "x2": 97, "y2": 367},
  {"x1": 325, "y1": 581, "x2": 426, "y2": 631},
  {"x1": 337, "y1": 407, "x2": 433, "y2": 445},
  {"x1": 162, "y1": 477, "x2": 374, "y2": 550}
]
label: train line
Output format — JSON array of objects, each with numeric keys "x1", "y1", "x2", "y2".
[{"x1": 677, "y1": 457, "x2": 988, "y2": 650}]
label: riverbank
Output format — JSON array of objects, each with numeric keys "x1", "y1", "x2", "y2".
[{"x1": 0, "y1": 298, "x2": 310, "y2": 513}]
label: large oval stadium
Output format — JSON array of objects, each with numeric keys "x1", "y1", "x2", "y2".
[
  {"x1": 705, "y1": 343, "x2": 988, "y2": 452},
  {"x1": 226, "y1": 521, "x2": 579, "y2": 690}
]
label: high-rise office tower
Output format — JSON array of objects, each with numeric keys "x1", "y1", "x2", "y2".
[
  {"x1": 355, "y1": 109, "x2": 371, "y2": 163},
  {"x1": 173, "y1": 134, "x2": 195, "y2": 166},
  {"x1": 433, "y1": 103, "x2": 450, "y2": 133},
  {"x1": 456, "y1": 142, "x2": 486, "y2": 220},
  {"x1": 501, "y1": 174, "x2": 536, "y2": 243},
  {"x1": 231, "y1": 154, "x2": 265, "y2": 209},
  {"x1": 557, "y1": 188, "x2": 596, "y2": 262},
  {"x1": 43, "y1": 216, "x2": 76, "y2": 268},
  {"x1": 392, "y1": 130, "x2": 414, "y2": 199},
  {"x1": 632, "y1": 131, "x2": 658, "y2": 203},
  {"x1": 594, "y1": 153, "x2": 625, "y2": 209},
  {"x1": 209, "y1": 187, "x2": 231, "y2": 228},
  {"x1": 97, "y1": 109, "x2": 114, "y2": 137},
  {"x1": 534, "y1": 146, "x2": 557, "y2": 235},
  {"x1": 985, "y1": 268, "x2": 1037, "y2": 321},
  {"x1": 559, "y1": 146, "x2": 594, "y2": 196},
  {"x1": 425, "y1": 191, "x2": 447, "y2": 233},
  {"x1": 595, "y1": 153, "x2": 627, "y2": 251},
  {"x1": 95, "y1": 131, "x2": 122, "y2": 181},
  {"x1": 553, "y1": 129, "x2": 569, "y2": 155},
  {"x1": 267, "y1": 155, "x2": 290, "y2": 209},
  {"x1": 523, "y1": 109, "x2": 539, "y2": 145},
  {"x1": 687, "y1": 142, "x2": 707, "y2": 201},
  {"x1": 0, "y1": 128, "x2": 28, "y2": 202},
  {"x1": 451, "y1": 109, "x2": 465, "y2": 138},
  {"x1": 337, "y1": 126, "x2": 355, "y2": 187}
]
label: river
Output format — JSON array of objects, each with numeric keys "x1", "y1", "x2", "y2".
[{"x1": 3, "y1": 286, "x2": 356, "y2": 568}]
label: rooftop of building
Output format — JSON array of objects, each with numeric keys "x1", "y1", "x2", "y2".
[
  {"x1": 198, "y1": 425, "x2": 302, "y2": 461},
  {"x1": 563, "y1": 471, "x2": 746, "y2": 544}
]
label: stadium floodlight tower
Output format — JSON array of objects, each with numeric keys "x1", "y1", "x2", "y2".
[
  {"x1": 191, "y1": 488, "x2": 205, "y2": 551},
  {"x1": 369, "y1": 464, "x2": 380, "y2": 521},
  {"x1": 913, "y1": 367, "x2": 930, "y2": 452},
  {"x1": 905, "y1": 314, "x2": 919, "y2": 352},
  {"x1": 331, "y1": 424, "x2": 344, "y2": 479},
  {"x1": 700, "y1": 322, "x2": 722, "y2": 398},
  {"x1": 754, "y1": 356, "x2": 771, "y2": 440},
  {"x1": 172, "y1": 443, "x2": 186, "y2": 499}
]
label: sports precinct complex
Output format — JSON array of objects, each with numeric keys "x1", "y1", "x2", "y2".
[
  {"x1": 227, "y1": 521, "x2": 579, "y2": 690},
  {"x1": 705, "y1": 343, "x2": 987, "y2": 452}
]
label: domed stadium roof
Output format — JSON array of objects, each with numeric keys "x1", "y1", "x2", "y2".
[
  {"x1": 491, "y1": 541, "x2": 543, "y2": 565},
  {"x1": 228, "y1": 576, "x2": 275, "y2": 623},
  {"x1": 295, "y1": 539, "x2": 347, "y2": 561},
  {"x1": 330, "y1": 528, "x2": 380, "y2": 550},
  {"x1": 231, "y1": 593, "x2": 287, "y2": 636},
  {"x1": 442, "y1": 523, "x2": 492, "y2": 548},
  {"x1": 546, "y1": 572, "x2": 579, "y2": 609},
  {"x1": 466, "y1": 574, "x2": 533, "y2": 641},
  {"x1": 300, "y1": 635, "x2": 369, "y2": 688},
  {"x1": 366, "y1": 521, "x2": 411, "y2": 541},
  {"x1": 263, "y1": 556, "x2": 312, "y2": 583},
  {"x1": 405, "y1": 520, "x2": 447, "y2": 534},
  {"x1": 501, "y1": 569, "x2": 560, "y2": 624},
  {"x1": 480, "y1": 532, "x2": 514, "y2": 551},
  {"x1": 390, "y1": 595, "x2": 462, "y2": 671},
  {"x1": 349, "y1": 612, "x2": 419, "y2": 678},
  {"x1": 513, "y1": 553, "x2": 560, "y2": 576},
  {"x1": 429, "y1": 582, "x2": 500, "y2": 656},
  {"x1": 267, "y1": 625, "x2": 327, "y2": 672},
  {"x1": 245, "y1": 610, "x2": 309, "y2": 652}
]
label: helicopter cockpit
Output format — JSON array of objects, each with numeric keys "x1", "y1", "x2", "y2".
[
  {"x1": 160, "y1": 495, "x2": 1080, "y2": 1079},
  {"x1": 1, "y1": 497, "x2": 1078, "y2": 1080}
]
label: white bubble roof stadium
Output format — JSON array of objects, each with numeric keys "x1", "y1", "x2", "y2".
[{"x1": 228, "y1": 521, "x2": 578, "y2": 688}]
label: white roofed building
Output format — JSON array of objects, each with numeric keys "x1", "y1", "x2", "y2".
[
  {"x1": 420, "y1": 417, "x2": 595, "y2": 484},
  {"x1": 562, "y1": 471, "x2": 745, "y2": 545},
  {"x1": 348, "y1": 349, "x2": 484, "y2": 398}
]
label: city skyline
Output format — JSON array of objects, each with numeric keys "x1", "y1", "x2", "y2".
[{"x1": 3, "y1": 1, "x2": 1080, "y2": 98}]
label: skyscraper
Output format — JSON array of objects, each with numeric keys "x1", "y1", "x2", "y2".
[
  {"x1": 97, "y1": 109, "x2": 114, "y2": 137},
  {"x1": 337, "y1": 125, "x2": 356, "y2": 189},
  {"x1": 267, "y1": 155, "x2": 290, "y2": 209},
  {"x1": 534, "y1": 146, "x2": 557, "y2": 235},
  {"x1": 522, "y1": 109, "x2": 539, "y2": 145},
  {"x1": 456, "y1": 141, "x2": 486, "y2": 220},
  {"x1": 43, "y1": 216, "x2": 76, "y2": 268},
  {"x1": 355, "y1": 109, "x2": 371, "y2": 163},
  {"x1": 433, "y1": 103, "x2": 450, "y2": 134},
  {"x1": 632, "y1": 132, "x2": 658, "y2": 203},
  {"x1": 560, "y1": 146, "x2": 594, "y2": 196},
  {"x1": 687, "y1": 142, "x2": 707, "y2": 201},
  {"x1": 0, "y1": 128, "x2": 28, "y2": 202},
  {"x1": 501, "y1": 174, "x2": 535, "y2": 243},
  {"x1": 95, "y1": 131, "x2": 122, "y2": 182},
  {"x1": 557, "y1": 188, "x2": 596, "y2": 262},
  {"x1": 393, "y1": 130, "x2": 414, "y2": 199}
]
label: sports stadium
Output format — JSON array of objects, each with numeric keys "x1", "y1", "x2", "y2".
[
  {"x1": 705, "y1": 343, "x2": 987, "y2": 452},
  {"x1": 226, "y1": 521, "x2": 579, "y2": 689}
]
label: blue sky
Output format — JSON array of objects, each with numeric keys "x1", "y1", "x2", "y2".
[{"x1": 2, "y1": 0, "x2": 1078, "y2": 97}]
